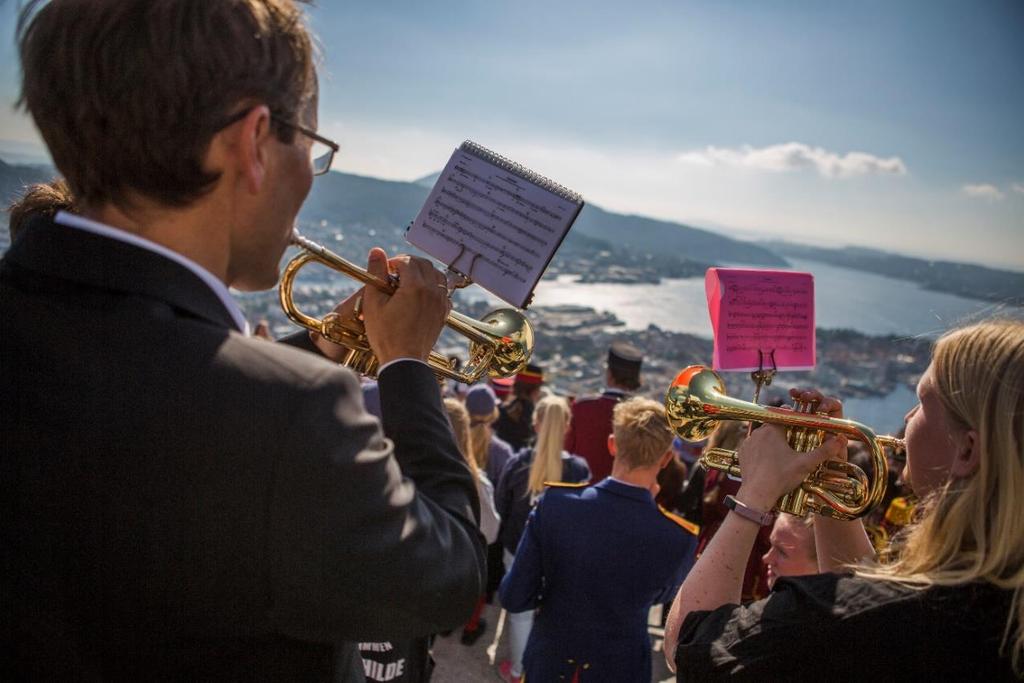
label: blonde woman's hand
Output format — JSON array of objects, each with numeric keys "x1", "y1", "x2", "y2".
[{"x1": 735, "y1": 424, "x2": 846, "y2": 511}]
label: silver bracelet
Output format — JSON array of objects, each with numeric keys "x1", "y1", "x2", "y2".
[{"x1": 724, "y1": 494, "x2": 775, "y2": 526}]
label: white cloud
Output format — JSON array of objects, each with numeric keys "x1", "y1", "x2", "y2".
[
  {"x1": 962, "y1": 183, "x2": 1006, "y2": 201},
  {"x1": 1012, "y1": 182, "x2": 1024, "y2": 195},
  {"x1": 676, "y1": 142, "x2": 907, "y2": 178}
]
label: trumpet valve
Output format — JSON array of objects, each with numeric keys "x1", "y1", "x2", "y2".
[
  {"x1": 786, "y1": 399, "x2": 827, "y2": 452},
  {"x1": 321, "y1": 312, "x2": 372, "y2": 351}
]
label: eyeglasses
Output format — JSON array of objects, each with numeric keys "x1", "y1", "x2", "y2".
[
  {"x1": 275, "y1": 118, "x2": 339, "y2": 176},
  {"x1": 216, "y1": 109, "x2": 340, "y2": 176}
]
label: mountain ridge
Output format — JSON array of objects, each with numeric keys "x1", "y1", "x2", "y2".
[
  {"x1": 304, "y1": 169, "x2": 786, "y2": 267},
  {"x1": 2, "y1": 158, "x2": 1020, "y2": 306}
]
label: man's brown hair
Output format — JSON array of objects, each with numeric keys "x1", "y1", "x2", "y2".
[
  {"x1": 612, "y1": 397, "x2": 674, "y2": 470},
  {"x1": 17, "y1": 0, "x2": 316, "y2": 209},
  {"x1": 7, "y1": 178, "x2": 75, "y2": 241}
]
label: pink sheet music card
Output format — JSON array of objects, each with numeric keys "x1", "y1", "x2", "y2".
[{"x1": 705, "y1": 268, "x2": 816, "y2": 372}]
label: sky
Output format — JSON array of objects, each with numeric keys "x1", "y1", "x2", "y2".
[{"x1": 1, "y1": 1, "x2": 1022, "y2": 270}]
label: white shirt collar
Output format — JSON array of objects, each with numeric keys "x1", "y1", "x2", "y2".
[{"x1": 54, "y1": 211, "x2": 249, "y2": 334}]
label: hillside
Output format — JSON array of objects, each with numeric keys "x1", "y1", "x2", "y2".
[{"x1": 300, "y1": 169, "x2": 786, "y2": 268}]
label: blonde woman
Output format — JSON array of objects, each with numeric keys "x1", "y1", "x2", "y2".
[
  {"x1": 444, "y1": 398, "x2": 502, "y2": 647},
  {"x1": 666, "y1": 319, "x2": 1024, "y2": 679},
  {"x1": 465, "y1": 384, "x2": 516, "y2": 485},
  {"x1": 494, "y1": 395, "x2": 590, "y2": 682},
  {"x1": 444, "y1": 398, "x2": 501, "y2": 546},
  {"x1": 762, "y1": 513, "x2": 817, "y2": 590}
]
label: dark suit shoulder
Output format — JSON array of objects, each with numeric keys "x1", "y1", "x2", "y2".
[{"x1": 217, "y1": 332, "x2": 361, "y2": 393}]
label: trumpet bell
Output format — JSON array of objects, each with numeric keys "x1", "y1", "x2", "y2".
[
  {"x1": 665, "y1": 366, "x2": 731, "y2": 441},
  {"x1": 461, "y1": 308, "x2": 535, "y2": 380}
]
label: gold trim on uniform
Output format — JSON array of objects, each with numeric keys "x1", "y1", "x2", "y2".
[{"x1": 658, "y1": 505, "x2": 700, "y2": 536}]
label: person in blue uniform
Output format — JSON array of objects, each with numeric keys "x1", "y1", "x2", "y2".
[
  {"x1": 500, "y1": 397, "x2": 698, "y2": 682},
  {"x1": 565, "y1": 341, "x2": 644, "y2": 482},
  {"x1": 495, "y1": 395, "x2": 591, "y2": 682}
]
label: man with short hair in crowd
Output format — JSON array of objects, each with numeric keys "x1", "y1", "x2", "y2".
[
  {"x1": 1, "y1": 1, "x2": 484, "y2": 679},
  {"x1": 499, "y1": 398, "x2": 698, "y2": 682},
  {"x1": 566, "y1": 341, "x2": 645, "y2": 481}
]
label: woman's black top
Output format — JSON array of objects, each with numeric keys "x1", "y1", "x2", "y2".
[{"x1": 676, "y1": 573, "x2": 1018, "y2": 682}]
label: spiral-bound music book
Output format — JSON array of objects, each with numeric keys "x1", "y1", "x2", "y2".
[{"x1": 406, "y1": 141, "x2": 584, "y2": 309}]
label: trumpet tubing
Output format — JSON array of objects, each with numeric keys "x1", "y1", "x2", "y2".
[
  {"x1": 279, "y1": 232, "x2": 534, "y2": 383},
  {"x1": 665, "y1": 365, "x2": 904, "y2": 520}
]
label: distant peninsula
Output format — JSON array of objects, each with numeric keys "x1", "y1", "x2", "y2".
[{"x1": 767, "y1": 241, "x2": 1024, "y2": 307}]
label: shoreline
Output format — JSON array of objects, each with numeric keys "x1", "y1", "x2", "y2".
[{"x1": 239, "y1": 281, "x2": 933, "y2": 407}]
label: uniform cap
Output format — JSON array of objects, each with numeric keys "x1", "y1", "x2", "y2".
[
  {"x1": 490, "y1": 376, "x2": 514, "y2": 399},
  {"x1": 608, "y1": 341, "x2": 643, "y2": 374},
  {"x1": 515, "y1": 363, "x2": 545, "y2": 387}
]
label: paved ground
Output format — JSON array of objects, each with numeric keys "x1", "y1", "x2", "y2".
[{"x1": 430, "y1": 602, "x2": 675, "y2": 682}]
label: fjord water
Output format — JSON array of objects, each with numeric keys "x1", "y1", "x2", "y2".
[{"x1": 534, "y1": 258, "x2": 1021, "y2": 340}]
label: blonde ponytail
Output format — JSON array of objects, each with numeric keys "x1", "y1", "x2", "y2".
[{"x1": 527, "y1": 396, "x2": 571, "y2": 497}]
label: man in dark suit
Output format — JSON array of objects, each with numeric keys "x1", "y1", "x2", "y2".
[
  {"x1": 0, "y1": 2, "x2": 484, "y2": 680},
  {"x1": 565, "y1": 341, "x2": 644, "y2": 481},
  {"x1": 500, "y1": 398, "x2": 698, "y2": 682}
]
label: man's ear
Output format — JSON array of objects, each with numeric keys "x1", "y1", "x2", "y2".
[
  {"x1": 607, "y1": 434, "x2": 617, "y2": 457},
  {"x1": 950, "y1": 429, "x2": 981, "y2": 480},
  {"x1": 225, "y1": 105, "x2": 273, "y2": 195}
]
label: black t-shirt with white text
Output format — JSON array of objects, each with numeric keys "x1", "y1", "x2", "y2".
[{"x1": 356, "y1": 639, "x2": 433, "y2": 683}]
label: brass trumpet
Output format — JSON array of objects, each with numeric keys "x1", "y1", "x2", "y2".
[
  {"x1": 279, "y1": 231, "x2": 534, "y2": 383},
  {"x1": 665, "y1": 365, "x2": 904, "y2": 520}
]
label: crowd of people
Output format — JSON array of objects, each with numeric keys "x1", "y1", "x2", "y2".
[{"x1": 2, "y1": 1, "x2": 1022, "y2": 682}]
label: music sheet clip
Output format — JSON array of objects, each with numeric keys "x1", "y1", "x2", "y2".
[
  {"x1": 750, "y1": 349, "x2": 777, "y2": 404},
  {"x1": 744, "y1": 349, "x2": 777, "y2": 439},
  {"x1": 444, "y1": 243, "x2": 480, "y2": 295}
]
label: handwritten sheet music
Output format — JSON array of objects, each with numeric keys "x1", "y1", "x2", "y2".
[
  {"x1": 705, "y1": 268, "x2": 816, "y2": 371},
  {"x1": 406, "y1": 145, "x2": 582, "y2": 309}
]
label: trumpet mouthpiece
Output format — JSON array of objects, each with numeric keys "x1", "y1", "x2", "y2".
[{"x1": 290, "y1": 229, "x2": 321, "y2": 255}]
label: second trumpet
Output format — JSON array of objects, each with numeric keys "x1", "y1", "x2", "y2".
[{"x1": 665, "y1": 365, "x2": 904, "y2": 520}]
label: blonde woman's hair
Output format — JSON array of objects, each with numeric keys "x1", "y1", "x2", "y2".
[
  {"x1": 527, "y1": 395, "x2": 572, "y2": 496},
  {"x1": 444, "y1": 398, "x2": 478, "y2": 478},
  {"x1": 857, "y1": 318, "x2": 1024, "y2": 671},
  {"x1": 469, "y1": 406, "x2": 499, "y2": 473},
  {"x1": 612, "y1": 398, "x2": 674, "y2": 469}
]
